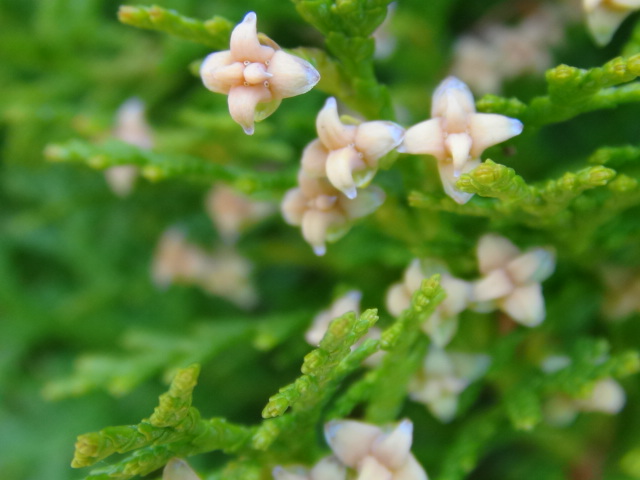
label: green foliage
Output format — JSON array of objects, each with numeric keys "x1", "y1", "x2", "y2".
[{"x1": 3, "y1": 1, "x2": 640, "y2": 480}]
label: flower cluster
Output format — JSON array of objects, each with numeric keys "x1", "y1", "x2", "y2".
[
  {"x1": 281, "y1": 97, "x2": 401, "y2": 255},
  {"x1": 451, "y1": 5, "x2": 567, "y2": 94},
  {"x1": 386, "y1": 234, "x2": 555, "y2": 343},
  {"x1": 273, "y1": 419, "x2": 428, "y2": 480},
  {"x1": 200, "y1": 12, "x2": 320, "y2": 134},
  {"x1": 152, "y1": 229, "x2": 258, "y2": 308}
]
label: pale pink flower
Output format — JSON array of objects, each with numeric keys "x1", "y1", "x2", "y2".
[
  {"x1": 324, "y1": 418, "x2": 429, "y2": 480},
  {"x1": 312, "y1": 97, "x2": 404, "y2": 199},
  {"x1": 472, "y1": 234, "x2": 555, "y2": 327},
  {"x1": 205, "y1": 183, "x2": 274, "y2": 244},
  {"x1": 399, "y1": 77, "x2": 523, "y2": 204},
  {"x1": 281, "y1": 171, "x2": 385, "y2": 256},
  {"x1": 409, "y1": 347, "x2": 490, "y2": 423},
  {"x1": 105, "y1": 98, "x2": 153, "y2": 196},
  {"x1": 200, "y1": 12, "x2": 320, "y2": 134},
  {"x1": 386, "y1": 259, "x2": 472, "y2": 347}
]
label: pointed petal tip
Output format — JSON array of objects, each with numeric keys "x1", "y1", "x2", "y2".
[
  {"x1": 344, "y1": 186, "x2": 358, "y2": 200},
  {"x1": 243, "y1": 125, "x2": 255, "y2": 135},
  {"x1": 313, "y1": 244, "x2": 327, "y2": 256},
  {"x1": 243, "y1": 11, "x2": 257, "y2": 23},
  {"x1": 510, "y1": 118, "x2": 524, "y2": 136}
]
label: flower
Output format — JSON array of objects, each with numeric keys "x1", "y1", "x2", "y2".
[
  {"x1": 200, "y1": 12, "x2": 320, "y2": 134},
  {"x1": 541, "y1": 355, "x2": 626, "y2": 426},
  {"x1": 152, "y1": 229, "x2": 258, "y2": 308},
  {"x1": 306, "y1": 290, "x2": 362, "y2": 345},
  {"x1": 409, "y1": 347, "x2": 490, "y2": 422},
  {"x1": 163, "y1": 458, "x2": 201, "y2": 480},
  {"x1": 451, "y1": 5, "x2": 566, "y2": 94},
  {"x1": 205, "y1": 183, "x2": 274, "y2": 244},
  {"x1": 311, "y1": 97, "x2": 404, "y2": 199},
  {"x1": 386, "y1": 259, "x2": 472, "y2": 347},
  {"x1": 305, "y1": 291, "x2": 384, "y2": 366},
  {"x1": 583, "y1": 0, "x2": 640, "y2": 46},
  {"x1": 399, "y1": 77, "x2": 523, "y2": 204},
  {"x1": 105, "y1": 98, "x2": 154, "y2": 197},
  {"x1": 281, "y1": 171, "x2": 385, "y2": 256},
  {"x1": 324, "y1": 418, "x2": 429, "y2": 480},
  {"x1": 472, "y1": 234, "x2": 555, "y2": 327}
]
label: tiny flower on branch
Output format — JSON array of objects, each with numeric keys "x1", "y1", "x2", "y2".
[
  {"x1": 472, "y1": 234, "x2": 555, "y2": 327},
  {"x1": 205, "y1": 183, "x2": 274, "y2": 244},
  {"x1": 583, "y1": 0, "x2": 640, "y2": 46},
  {"x1": 281, "y1": 171, "x2": 385, "y2": 256},
  {"x1": 305, "y1": 290, "x2": 383, "y2": 366},
  {"x1": 105, "y1": 98, "x2": 154, "y2": 196},
  {"x1": 313, "y1": 97, "x2": 404, "y2": 199},
  {"x1": 541, "y1": 355, "x2": 626, "y2": 426},
  {"x1": 324, "y1": 418, "x2": 429, "y2": 480},
  {"x1": 386, "y1": 259, "x2": 472, "y2": 347},
  {"x1": 152, "y1": 229, "x2": 258, "y2": 308},
  {"x1": 409, "y1": 347, "x2": 490, "y2": 423},
  {"x1": 200, "y1": 12, "x2": 320, "y2": 134},
  {"x1": 399, "y1": 77, "x2": 523, "y2": 204}
]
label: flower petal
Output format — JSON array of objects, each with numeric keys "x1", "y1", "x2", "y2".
[
  {"x1": 355, "y1": 120, "x2": 404, "y2": 165},
  {"x1": 477, "y1": 234, "x2": 520, "y2": 274},
  {"x1": 310, "y1": 456, "x2": 347, "y2": 480},
  {"x1": 227, "y1": 85, "x2": 272, "y2": 135},
  {"x1": 394, "y1": 454, "x2": 429, "y2": 480},
  {"x1": 576, "y1": 378, "x2": 626, "y2": 414},
  {"x1": 268, "y1": 50, "x2": 320, "y2": 98},
  {"x1": 316, "y1": 97, "x2": 357, "y2": 150},
  {"x1": 326, "y1": 146, "x2": 368, "y2": 199},
  {"x1": 301, "y1": 139, "x2": 329, "y2": 177},
  {"x1": 301, "y1": 209, "x2": 345, "y2": 256},
  {"x1": 386, "y1": 283, "x2": 411, "y2": 317},
  {"x1": 436, "y1": 160, "x2": 476, "y2": 205},
  {"x1": 230, "y1": 12, "x2": 274, "y2": 63},
  {"x1": 506, "y1": 247, "x2": 555, "y2": 284},
  {"x1": 586, "y1": 5, "x2": 633, "y2": 45},
  {"x1": 500, "y1": 283, "x2": 545, "y2": 326},
  {"x1": 473, "y1": 269, "x2": 514, "y2": 302},
  {"x1": 340, "y1": 185, "x2": 385, "y2": 219},
  {"x1": 468, "y1": 113, "x2": 523, "y2": 158},
  {"x1": 444, "y1": 133, "x2": 472, "y2": 177},
  {"x1": 243, "y1": 62, "x2": 272, "y2": 84},
  {"x1": 371, "y1": 419, "x2": 413, "y2": 470},
  {"x1": 281, "y1": 188, "x2": 307, "y2": 226},
  {"x1": 163, "y1": 458, "x2": 201, "y2": 480},
  {"x1": 398, "y1": 118, "x2": 445, "y2": 159},
  {"x1": 432, "y1": 76, "x2": 475, "y2": 133},
  {"x1": 200, "y1": 52, "x2": 239, "y2": 94},
  {"x1": 355, "y1": 456, "x2": 393, "y2": 480},
  {"x1": 324, "y1": 420, "x2": 382, "y2": 467}
]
